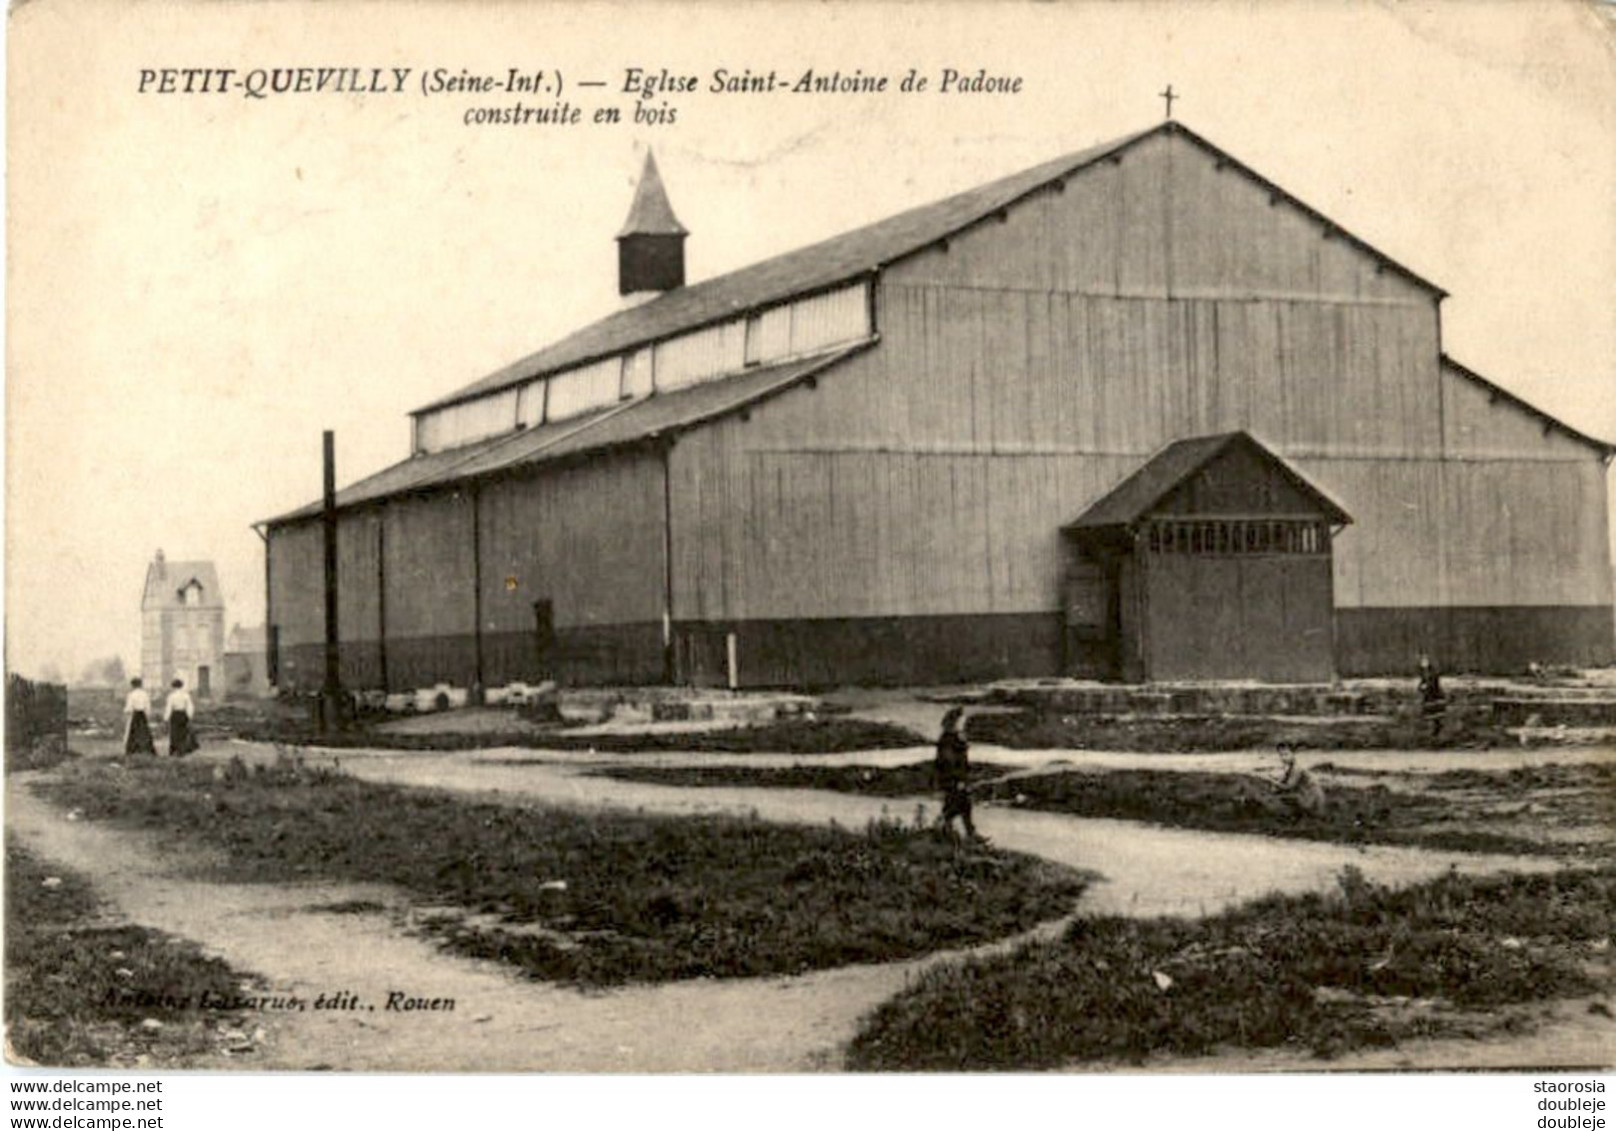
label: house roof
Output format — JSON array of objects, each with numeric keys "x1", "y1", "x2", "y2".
[
  {"x1": 419, "y1": 121, "x2": 1448, "y2": 416},
  {"x1": 141, "y1": 559, "x2": 224, "y2": 610},
  {"x1": 1441, "y1": 356, "x2": 1614, "y2": 457},
  {"x1": 265, "y1": 343, "x2": 871, "y2": 526},
  {"x1": 1065, "y1": 432, "x2": 1353, "y2": 531},
  {"x1": 618, "y1": 151, "x2": 687, "y2": 238}
]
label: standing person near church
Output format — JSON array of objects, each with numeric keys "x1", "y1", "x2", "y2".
[
  {"x1": 164, "y1": 677, "x2": 199, "y2": 757},
  {"x1": 1417, "y1": 655, "x2": 1447, "y2": 743},
  {"x1": 122, "y1": 677, "x2": 156, "y2": 756},
  {"x1": 934, "y1": 707, "x2": 986, "y2": 843}
]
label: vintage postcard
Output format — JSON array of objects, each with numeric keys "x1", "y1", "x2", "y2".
[{"x1": 4, "y1": 0, "x2": 1612, "y2": 1095}]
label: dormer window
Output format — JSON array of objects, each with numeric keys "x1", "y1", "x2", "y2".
[{"x1": 180, "y1": 581, "x2": 203, "y2": 607}]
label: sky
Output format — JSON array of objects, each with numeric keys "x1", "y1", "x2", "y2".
[{"x1": 6, "y1": 0, "x2": 1614, "y2": 681}]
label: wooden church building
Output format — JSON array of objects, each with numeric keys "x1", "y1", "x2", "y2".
[{"x1": 262, "y1": 122, "x2": 1614, "y2": 690}]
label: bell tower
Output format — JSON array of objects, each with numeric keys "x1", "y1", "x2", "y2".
[{"x1": 616, "y1": 150, "x2": 687, "y2": 299}]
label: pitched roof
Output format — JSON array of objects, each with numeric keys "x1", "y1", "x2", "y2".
[
  {"x1": 618, "y1": 151, "x2": 687, "y2": 238},
  {"x1": 1065, "y1": 432, "x2": 1353, "y2": 530},
  {"x1": 266, "y1": 343, "x2": 871, "y2": 526},
  {"x1": 419, "y1": 121, "x2": 1449, "y2": 417},
  {"x1": 141, "y1": 559, "x2": 224, "y2": 611},
  {"x1": 418, "y1": 125, "x2": 1159, "y2": 414},
  {"x1": 1441, "y1": 356, "x2": 1614, "y2": 456}
]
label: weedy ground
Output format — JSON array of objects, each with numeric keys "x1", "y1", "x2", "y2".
[
  {"x1": 33, "y1": 756, "x2": 1087, "y2": 987},
  {"x1": 586, "y1": 761, "x2": 1615, "y2": 859},
  {"x1": 234, "y1": 716, "x2": 928, "y2": 755},
  {"x1": 4, "y1": 838, "x2": 260, "y2": 1067},
  {"x1": 964, "y1": 707, "x2": 1523, "y2": 753},
  {"x1": 846, "y1": 864, "x2": 1616, "y2": 1071}
]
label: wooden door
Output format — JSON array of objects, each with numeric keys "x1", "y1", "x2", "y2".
[{"x1": 532, "y1": 599, "x2": 555, "y2": 680}]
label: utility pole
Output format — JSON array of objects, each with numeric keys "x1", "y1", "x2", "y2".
[{"x1": 320, "y1": 430, "x2": 344, "y2": 732}]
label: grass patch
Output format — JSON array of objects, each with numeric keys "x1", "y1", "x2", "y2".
[
  {"x1": 965, "y1": 709, "x2": 1516, "y2": 753},
  {"x1": 4, "y1": 837, "x2": 259, "y2": 1067},
  {"x1": 588, "y1": 761, "x2": 1008, "y2": 798},
  {"x1": 974, "y1": 767, "x2": 1561, "y2": 857},
  {"x1": 588, "y1": 762, "x2": 1579, "y2": 857},
  {"x1": 309, "y1": 899, "x2": 388, "y2": 915},
  {"x1": 35, "y1": 757, "x2": 1086, "y2": 987},
  {"x1": 847, "y1": 865, "x2": 1615, "y2": 1070},
  {"x1": 236, "y1": 716, "x2": 927, "y2": 755}
]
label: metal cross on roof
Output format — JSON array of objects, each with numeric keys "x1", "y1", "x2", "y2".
[{"x1": 1161, "y1": 84, "x2": 1178, "y2": 119}]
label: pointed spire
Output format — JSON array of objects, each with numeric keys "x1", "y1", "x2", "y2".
[
  {"x1": 616, "y1": 149, "x2": 688, "y2": 297},
  {"x1": 617, "y1": 150, "x2": 688, "y2": 238}
]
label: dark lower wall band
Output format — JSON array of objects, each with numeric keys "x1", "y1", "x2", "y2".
[
  {"x1": 1334, "y1": 605, "x2": 1613, "y2": 676},
  {"x1": 279, "y1": 622, "x2": 665, "y2": 693},
  {"x1": 275, "y1": 605, "x2": 1612, "y2": 691}
]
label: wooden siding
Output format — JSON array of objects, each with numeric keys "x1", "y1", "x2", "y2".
[
  {"x1": 655, "y1": 318, "x2": 748, "y2": 392},
  {"x1": 1152, "y1": 441, "x2": 1327, "y2": 518},
  {"x1": 1142, "y1": 554, "x2": 1335, "y2": 682},
  {"x1": 1441, "y1": 366, "x2": 1599, "y2": 461},
  {"x1": 751, "y1": 305, "x2": 792, "y2": 360},
  {"x1": 414, "y1": 281, "x2": 871, "y2": 452},
  {"x1": 703, "y1": 284, "x2": 1439, "y2": 459},
  {"x1": 308, "y1": 128, "x2": 1608, "y2": 684},
  {"x1": 268, "y1": 453, "x2": 668, "y2": 691},
  {"x1": 382, "y1": 490, "x2": 477, "y2": 641},
  {"x1": 334, "y1": 510, "x2": 384, "y2": 686},
  {"x1": 415, "y1": 388, "x2": 518, "y2": 452},
  {"x1": 1302, "y1": 456, "x2": 1610, "y2": 608},
  {"x1": 477, "y1": 452, "x2": 666, "y2": 636},
  {"x1": 892, "y1": 130, "x2": 1429, "y2": 306},
  {"x1": 665, "y1": 126, "x2": 1607, "y2": 645},
  {"x1": 788, "y1": 284, "x2": 870, "y2": 355},
  {"x1": 671, "y1": 416, "x2": 1144, "y2": 620},
  {"x1": 1337, "y1": 606, "x2": 1612, "y2": 674},
  {"x1": 670, "y1": 433, "x2": 1610, "y2": 623},
  {"x1": 546, "y1": 357, "x2": 621, "y2": 421},
  {"x1": 267, "y1": 521, "x2": 324, "y2": 649}
]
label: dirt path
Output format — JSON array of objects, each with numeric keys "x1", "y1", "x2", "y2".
[
  {"x1": 5, "y1": 741, "x2": 1590, "y2": 1071},
  {"x1": 7, "y1": 776, "x2": 1067, "y2": 1072},
  {"x1": 286, "y1": 744, "x2": 1566, "y2": 918},
  {"x1": 269, "y1": 737, "x2": 1616, "y2": 776}
]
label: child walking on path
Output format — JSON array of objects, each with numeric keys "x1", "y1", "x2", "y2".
[{"x1": 934, "y1": 707, "x2": 987, "y2": 844}]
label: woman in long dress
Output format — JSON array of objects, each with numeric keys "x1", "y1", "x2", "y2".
[
  {"x1": 164, "y1": 678, "x2": 199, "y2": 756},
  {"x1": 122, "y1": 677, "x2": 156, "y2": 756}
]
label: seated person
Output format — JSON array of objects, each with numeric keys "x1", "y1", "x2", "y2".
[{"x1": 1270, "y1": 746, "x2": 1326, "y2": 819}]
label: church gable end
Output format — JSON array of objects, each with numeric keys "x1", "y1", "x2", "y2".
[{"x1": 885, "y1": 126, "x2": 1438, "y2": 306}]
